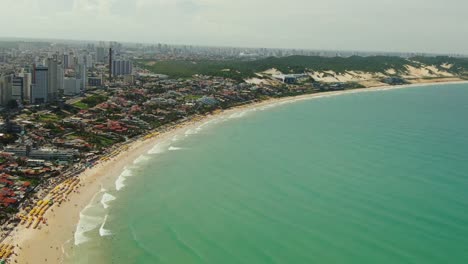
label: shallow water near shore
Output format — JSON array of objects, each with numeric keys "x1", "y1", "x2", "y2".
[{"x1": 66, "y1": 83, "x2": 468, "y2": 263}]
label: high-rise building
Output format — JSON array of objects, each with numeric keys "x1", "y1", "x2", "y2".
[
  {"x1": 112, "y1": 60, "x2": 133, "y2": 76},
  {"x1": 63, "y1": 54, "x2": 69, "y2": 69},
  {"x1": 45, "y1": 58, "x2": 64, "y2": 101},
  {"x1": 64, "y1": 78, "x2": 81, "y2": 96},
  {"x1": 0, "y1": 53, "x2": 7, "y2": 63},
  {"x1": 31, "y1": 65, "x2": 48, "y2": 104},
  {"x1": 72, "y1": 56, "x2": 79, "y2": 71},
  {"x1": 0, "y1": 75, "x2": 12, "y2": 106},
  {"x1": 85, "y1": 54, "x2": 94, "y2": 68},
  {"x1": 47, "y1": 58, "x2": 58, "y2": 101},
  {"x1": 11, "y1": 76, "x2": 24, "y2": 101},
  {"x1": 76, "y1": 63, "x2": 87, "y2": 92},
  {"x1": 57, "y1": 64, "x2": 64, "y2": 96},
  {"x1": 19, "y1": 72, "x2": 32, "y2": 102},
  {"x1": 96, "y1": 47, "x2": 106, "y2": 63},
  {"x1": 108, "y1": 48, "x2": 112, "y2": 81},
  {"x1": 77, "y1": 55, "x2": 85, "y2": 65}
]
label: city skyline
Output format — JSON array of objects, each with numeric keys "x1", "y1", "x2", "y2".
[{"x1": 2, "y1": 0, "x2": 468, "y2": 54}]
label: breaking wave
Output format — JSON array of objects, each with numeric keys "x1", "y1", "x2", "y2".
[
  {"x1": 148, "y1": 142, "x2": 170, "y2": 154},
  {"x1": 115, "y1": 167, "x2": 134, "y2": 191},
  {"x1": 75, "y1": 188, "x2": 114, "y2": 246},
  {"x1": 99, "y1": 214, "x2": 113, "y2": 237},
  {"x1": 75, "y1": 213, "x2": 104, "y2": 245},
  {"x1": 100, "y1": 193, "x2": 116, "y2": 209}
]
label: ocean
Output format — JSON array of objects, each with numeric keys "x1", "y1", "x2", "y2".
[{"x1": 65, "y1": 83, "x2": 468, "y2": 263}]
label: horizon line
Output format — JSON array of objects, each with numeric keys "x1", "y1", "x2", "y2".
[{"x1": 1, "y1": 35, "x2": 468, "y2": 58}]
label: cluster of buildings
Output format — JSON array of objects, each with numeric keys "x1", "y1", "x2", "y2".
[
  {"x1": 0, "y1": 39, "x2": 325, "y2": 224},
  {"x1": 112, "y1": 60, "x2": 133, "y2": 77},
  {"x1": 134, "y1": 42, "x2": 459, "y2": 61},
  {"x1": 0, "y1": 72, "x2": 279, "y2": 216},
  {"x1": 0, "y1": 151, "x2": 66, "y2": 211},
  {"x1": 0, "y1": 37, "x2": 467, "y2": 236},
  {"x1": 0, "y1": 55, "x2": 86, "y2": 105},
  {"x1": 0, "y1": 41, "x2": 133, "y2": 107}
]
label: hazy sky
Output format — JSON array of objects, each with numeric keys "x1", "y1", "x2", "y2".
[{"x1": 2, "y1": 0, "x2": 468, "y2": 54}]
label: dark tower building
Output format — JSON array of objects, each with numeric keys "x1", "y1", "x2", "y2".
[{"x1": 109, "y1": 48, "x2": 113, "y2": 81}]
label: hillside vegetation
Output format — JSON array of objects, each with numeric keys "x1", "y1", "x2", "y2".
[{"x1": 138, "y1": 56, "x2": 468, "y2": 81}]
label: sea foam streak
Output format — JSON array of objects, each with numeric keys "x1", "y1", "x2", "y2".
[
  {"x1": 99, "y1": 214, "x2": 113, "y2": 237},
  {"x1": 229, "y1": 111, "x2": 249, "y2": 119},
  {"x1": 133, "y1": 154, "x2": 151, "y2": 164},
  {"x1": 185, "y1": 128, "x2": 198, "y2": 135},
  {"x1": 168, "y1": 146, "x2": 183, "y2": 151},
  {"x1": 121, "y1": 168, "x2": 133, "y2": 177},
  {"x1": 148, "y1": 142, "x2": 169, "y2": 154},
  {"x1": 185, "y1": 118, "x2": 223, "y2": 136},
  {"x1": 115, "y1": 174, "x2": 126, "y2": 191},
  {"x1": 115, "y1": 167, "x2": 135, "y2": 191},
  {"x1": 100, "y1": 193, "x2": 116, "y2": 209}
]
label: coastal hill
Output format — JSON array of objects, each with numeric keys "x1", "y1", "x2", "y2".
[{"x1": 139, "y1": 55, "x2": 468, "y2": 86}]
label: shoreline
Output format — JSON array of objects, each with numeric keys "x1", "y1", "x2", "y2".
[{"x1": 8, "y1": 79, "x2": 468, "y2": 263}]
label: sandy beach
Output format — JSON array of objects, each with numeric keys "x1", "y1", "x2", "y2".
[{"x1": 7, "y1": 79, "x2": 468, "y2": 264}]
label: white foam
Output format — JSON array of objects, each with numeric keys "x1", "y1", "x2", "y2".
[
  {"x1": 121, "y1": 168, "x2": 133, "y2": 177},
  {"x1": 99, "y1": 214, "x2": 113, "y2": 237},
  {"x1": 185, "y1": 128, "x2": 198, "y2": 135},
  {"x1": 229, "y1": 111, "x2": 248, "y2": 119},
  {"x1": 115, "y1": 167, "x2": 135, "y2": 191},
  {"x1": 204, "y1": 117, "x2": 222, "y2": 126},
  {"x1": 259, "y1": 104, "x2": 275, "y2": 110},
  {"x1": 74, "y1": 189, "x2": 108, "y2": 245},
  {"x1": 99, "y1": 227, "x2": 112, "y2": 237},
  {"x1": 168, "y1": 146, "x2": 183, "y2": 151},
  {"x1": 100, "y1": 193, "x2": 116, "y2": 209},
  {"x1": 74, "y1": 213, "x2": 104, "y2": 245},
  {"x1": 277, "y1": 100, "x2": 292, "y2": 105},
  {"x1": 148, "y1": 143, "x2": 169, "y2": 154},
  {"x1": 115, "y1": 174, "x2": 126, "y2": 191},
  {"x1": 133, "y1": 155, "x2": 150, "y2": 164},
  {"x1": 172, "y1": 135, "x2": 179, "y2": 141}
]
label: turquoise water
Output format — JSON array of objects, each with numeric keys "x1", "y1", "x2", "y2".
[{"x1": 68, "y1": 84, "x2": 468, "y2": 263}]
